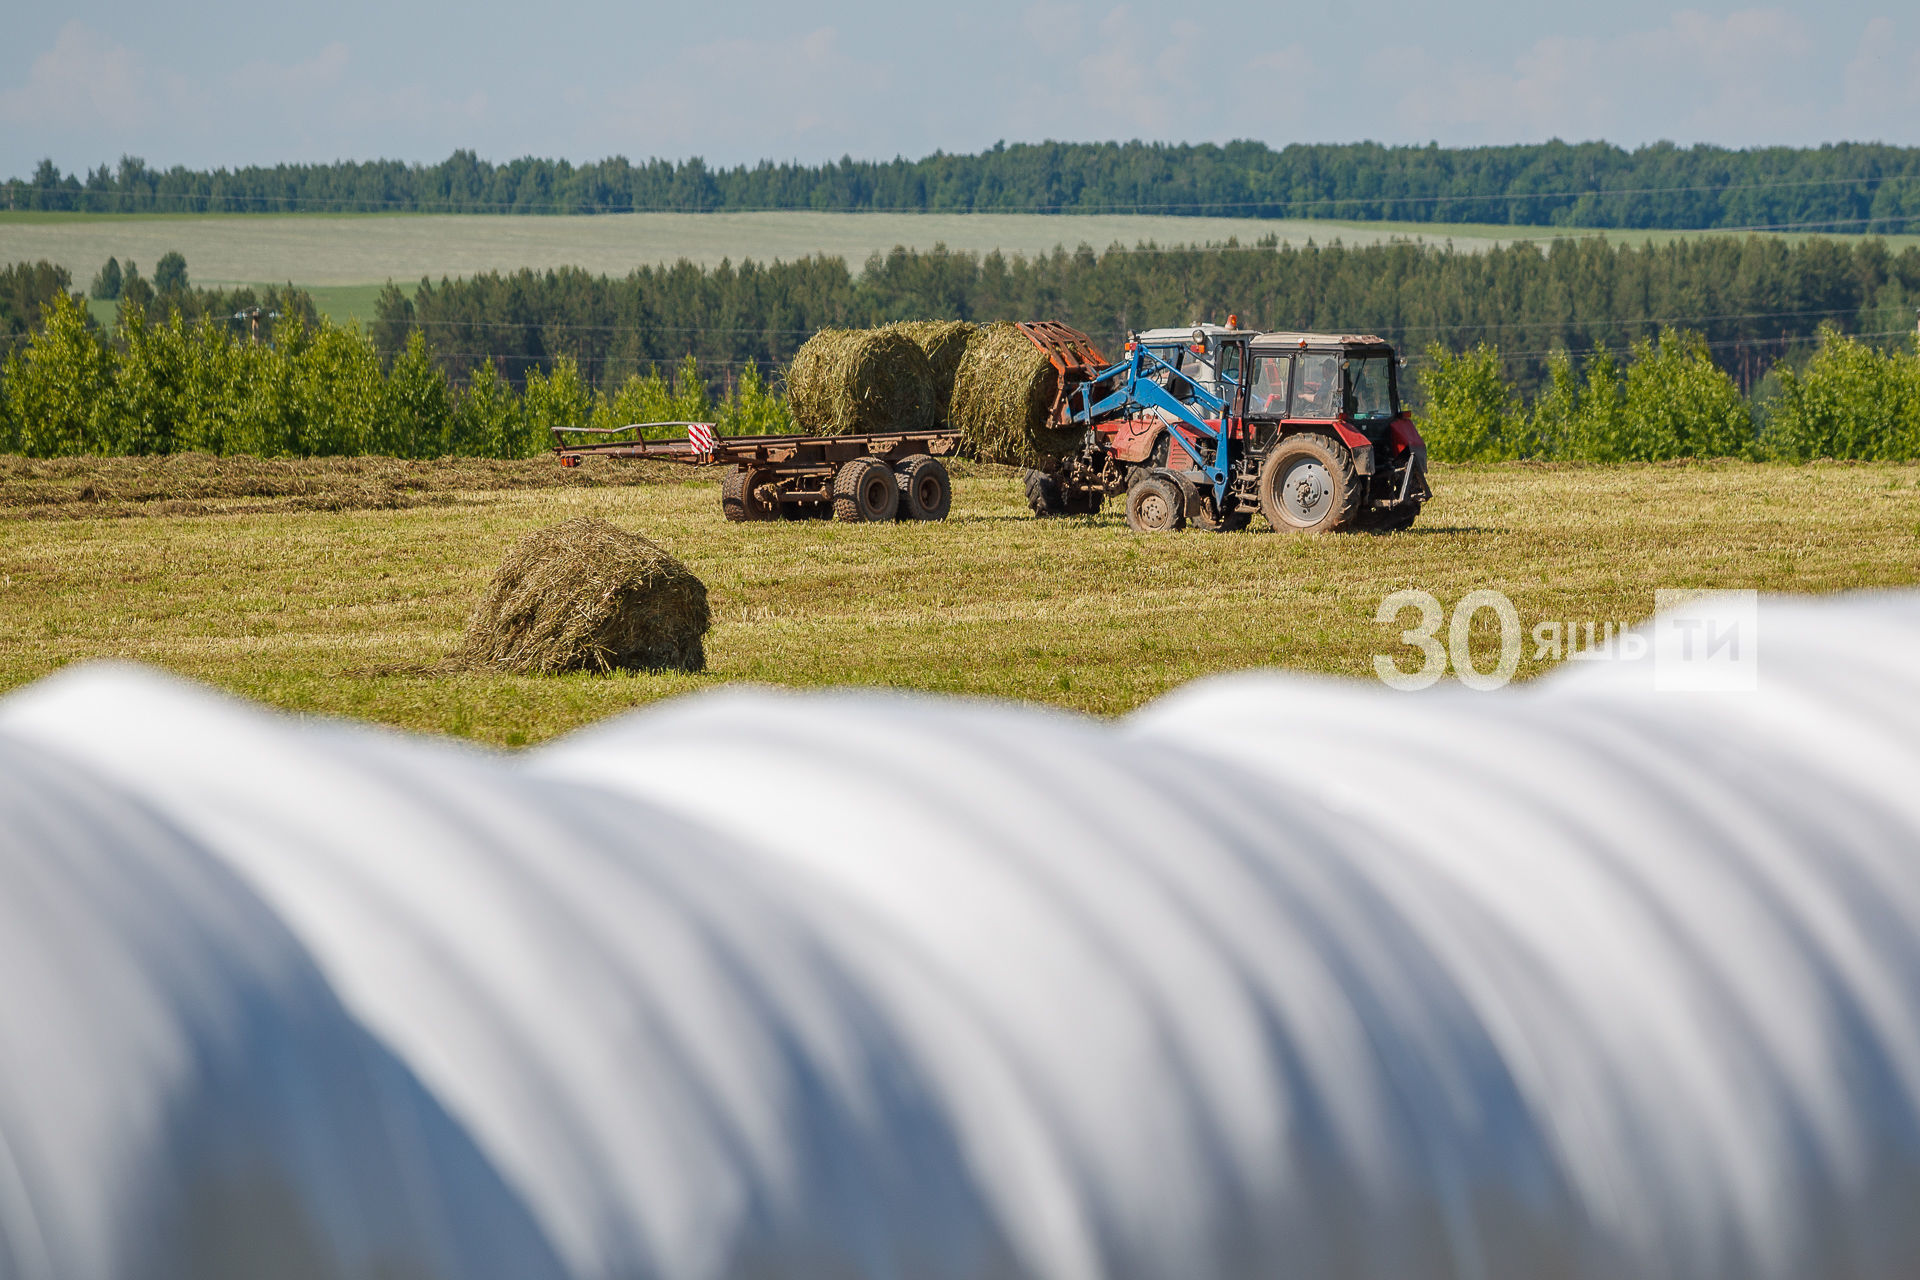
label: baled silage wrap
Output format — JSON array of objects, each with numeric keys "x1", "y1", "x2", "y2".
[
  {"x1": 458, "y1": 517, "x2": 708, "y2": 674},
  {"x1": 949, "y1": 322, "x2": 1083, "y2": 466},
  {"x1": 785, "y1": 328, "x2": 937, "y2": 435}
]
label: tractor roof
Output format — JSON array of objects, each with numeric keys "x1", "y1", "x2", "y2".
[
  {"x1": 1134, "y1": 323, "x2": 1244, "y2": 343},
  {"x1": 1251, "y1": 331, "x2": 1393, "y2": 349}
]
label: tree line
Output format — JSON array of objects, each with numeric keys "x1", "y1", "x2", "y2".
[
  {"x1": 0, "y1": 291, "x2": 788, "y2": 460},
  {"x1": 11, "y1": 141, "x2": 1920, "y2": 230},
  {"x1": 374, "y1": 234, "x2": 1920, "y2": 402},
  {"x1": 1418, "y1": 327, "x2": 1920, "y2": 462}
]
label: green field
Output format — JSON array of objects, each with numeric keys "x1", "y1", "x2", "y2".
[
  {"x1": 13, "y1": 211, "x2": 1920, "y2": 327},
  {"x1": 3, "y1": 455, "x2": 1917, "y2": 746}
]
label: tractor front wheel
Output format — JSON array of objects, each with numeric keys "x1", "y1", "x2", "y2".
[
  {"x1": 1258, "y1": 435, "x2": 1364, "y2": 534},
  {"x1": 1126, "y1": 474, "x2": 1185, "y2": 533},
  {"x1": 1023, "y1": 469, "x2": 1065, "y2": 517}
]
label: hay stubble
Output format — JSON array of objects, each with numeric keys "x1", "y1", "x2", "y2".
[{"x1": 2, "y1": 459, "x2": 1917, "y2": 745}]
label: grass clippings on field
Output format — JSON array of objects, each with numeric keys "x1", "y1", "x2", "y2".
[{"x1": 0, "y1": 453, "x2": 681, "y2": 519}]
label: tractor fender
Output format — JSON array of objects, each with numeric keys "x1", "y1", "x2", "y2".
[
  {"x1": 1390, "y1": 415, "x2": 1426, "y2": 454},
  {"x1": 1331, "y1": 421, "x2": 1373, "y2": 454}
]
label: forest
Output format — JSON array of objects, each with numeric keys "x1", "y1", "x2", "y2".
[
  {"x1": 369, "y1": 234, "x2": 1920, "y2": 400},
  {"x1": 11, "y1": 140, "x2": 1920, "y2": 230}
]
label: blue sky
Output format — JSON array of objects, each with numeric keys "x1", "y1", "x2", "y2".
[{"x1": 5, "y1": 1, "x2": 1919, "y2": 177}]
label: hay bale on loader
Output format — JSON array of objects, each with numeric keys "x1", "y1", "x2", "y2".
[
  {"x1": 786, "y1": 328, "x2": 937, "y2": 435},
  {"x1": 949, "y1": 322, "x2": 1083, "y2": 466},
  {"x1": 458, "y1": 517, "x2": 708, "y2": 674},
  {"x1": 885, "y1": 320, "x2": 976, "y2": 411}
]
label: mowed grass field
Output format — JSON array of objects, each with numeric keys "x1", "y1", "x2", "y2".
[
  {"x1": 3, "y1": 456, "x2": 1918, "y2": 746},
  {"x1": 13, "y1": 210, "x2": 1919, "y2": 326}
]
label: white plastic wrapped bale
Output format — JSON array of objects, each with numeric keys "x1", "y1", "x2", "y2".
[
  {"x1": 1, "y1": 589, "x2": 1919, "y2": 1280},
  {"x1": 0, "y1": 740, "x2": 564, "y2": 1280}
]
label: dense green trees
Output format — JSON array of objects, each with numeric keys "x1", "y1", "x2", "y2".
[
  {"x1": 1766, "y1": 327, "x2": 1920, "y2": 460},
  {"x1": 13, "y1": 141, "x2": 1920, "y2": 231},
  {"x1": 0, "y1": 294, "x2": 790, "y2": 458},
  {"x1": 1, "y1": 260, "x2": 81, "y2": 343},
  {"x1": 152, "y1": 251, "x2": 189, "y2": 295},
  {"x1": 90, "y1": 257, "x2": 122, "y2": 301},
  {"x1": 1413, "y1": 326, "x2": 1920, "y2": 463}
]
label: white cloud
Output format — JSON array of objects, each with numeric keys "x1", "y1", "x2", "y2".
[
  {"x1": 601, "y1": 26, "x2": 885, "y2": 160},
  {"x1": 230, "y1": 41, "x2": 350, "y2": 99},
  {"x1": 0, "y1": 20, "x2": 194, "y2": 135}
]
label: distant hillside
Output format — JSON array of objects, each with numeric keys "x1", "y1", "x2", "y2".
[{"x1": 9, "y1": 140, "x2": 1920, "y2": 232}]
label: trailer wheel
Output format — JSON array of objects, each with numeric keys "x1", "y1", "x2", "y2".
[
  {"x1": 721, "y1": 467, "x2": 777, "y2": 522},
  {"x1": 1258, "y1": 434, "x2": 1364, "y2": 534},
  {"x1": 895, "y1": 455, "x2": 952, "y2": 521},
  {"x1": 834, "y1": 456, "x2": 900, "y2": 523},
  {"x1": 1126, "y1": 474, "x2": 1185, "y2": 533}
]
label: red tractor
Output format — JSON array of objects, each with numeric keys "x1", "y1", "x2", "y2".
[{"x1": 1026, "y1": 323, "x2": 1430, "y2": 533}]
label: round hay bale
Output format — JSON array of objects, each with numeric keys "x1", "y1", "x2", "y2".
[
  {"x1": 785, "y1": 328, "x2": 936, "y2": 435},
  {"x1": 884, "y1": 320, "x2": 976, "y2": 416},
  {"x1": 949, "y1": 323, "x2": 1083, "y2": 466},
  {"x1": 458, "y1": 517, "x2": 708, "y2": 674}
]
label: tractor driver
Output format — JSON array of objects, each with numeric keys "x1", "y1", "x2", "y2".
[{"x1": 1293, "y1": 354, "x2": 1342, "y2": 418}]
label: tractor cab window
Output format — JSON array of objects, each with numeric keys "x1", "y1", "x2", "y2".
[
  {"x1": 1247, "y1": 355, "x2": 1291, "y2": 416},
  {"x1": 1176, "y1": 347, "x2": 1221, "y2": 402},
  {"x1": 1292, "y1": 353, "x2": 1341, "y2": 418},
  {"x1": 1216, "y1": 342, "x2": 1243, "y2": 396},
  {"x1": 1347, "y1": 354, "x2": 1397, "y2": 419}
]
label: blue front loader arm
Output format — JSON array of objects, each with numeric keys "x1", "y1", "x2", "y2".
[{"x1": 1068, "y1": 346, "x2": 1234, "y2": 504}]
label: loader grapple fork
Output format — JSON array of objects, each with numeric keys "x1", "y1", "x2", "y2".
[{"x1": 1014, "y1": 321, "x2": 1110, "y2": 424}]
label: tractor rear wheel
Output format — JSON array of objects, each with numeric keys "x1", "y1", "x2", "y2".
[
  {"x1": 834, "y1": 456, "x2": 900, "y2": 523},
  {"x1": 895, "y1": 455, "x2": 952, "y2": 521},
  {"x1": 1126, "y1": 474, "x2": 1185, "y2": 533},
  {"x1": 1258, "y1": 434, "x2": 1364, "y2": 534},
  {"x1": 721, "y1": 467, "x2": 777, "y2": 521}
]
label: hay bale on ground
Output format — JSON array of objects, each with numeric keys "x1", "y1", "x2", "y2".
[
  {"x1": 884, "y1": 320, "x2": 977, "y2": 414},
  {"x1": 785, "y1": 328, "x2": 936, "y2": 435},
  {"x1": 949, "y1": 322, "x2": 1082, "y2": 466},
  {"x1": 458, "y1": 517, "x2": 708, "y2": 674}
]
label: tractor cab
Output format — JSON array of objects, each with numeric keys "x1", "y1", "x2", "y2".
[
  {"x1": 1240, "y1": 334, "x2": 1399, "y2": 433},
  {"x1": 1131, "y1": 323, "x2": 1248, "y2": 406}
]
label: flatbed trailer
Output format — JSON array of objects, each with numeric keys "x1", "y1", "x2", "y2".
[{"x1": 553, "y1": 422, "x2": 963, "y2": 523}]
